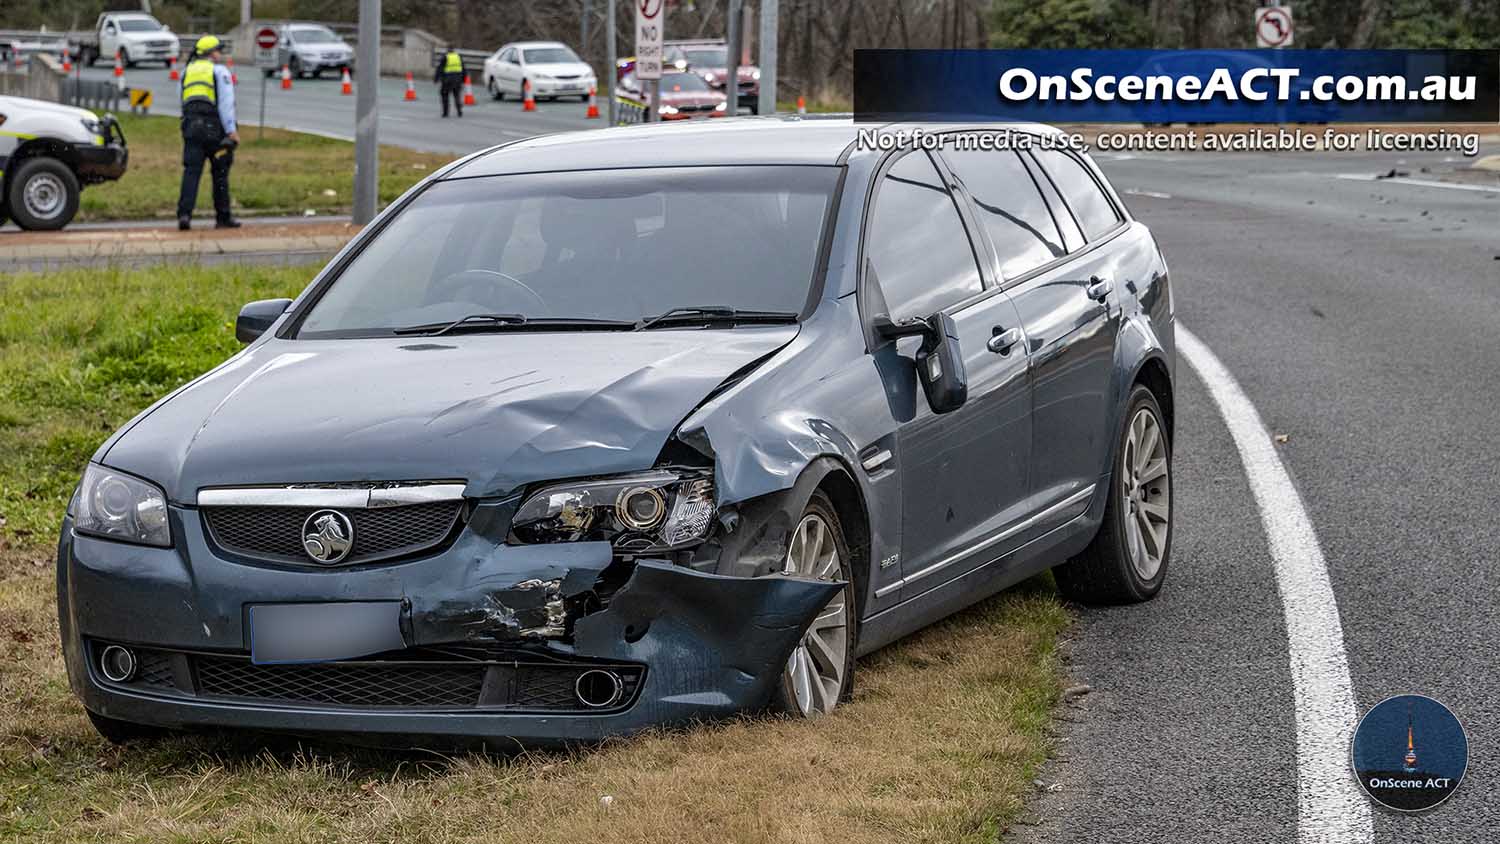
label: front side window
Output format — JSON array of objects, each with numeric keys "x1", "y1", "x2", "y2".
[
  {"x1": 683, "y1": 48, "x2": 728, "y2": 67},
  {"x1": 1034, "y1": 149, "x2": 1122, "y2": 240},
  {"x1": 866, "y1": 151, "x2": 983, "y2": 323},
  {"x1": 296, "y1": 166, "x2": 840, "y2": 338},
  {"x1": 944, "y1": 145, "x2": 1066, "y2": 280}
]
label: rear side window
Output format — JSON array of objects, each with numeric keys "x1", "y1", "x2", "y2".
[
  {"x1": 944, "y1": 147, "x2": 1066, "y2": 280},
  {"x1": 1034, "y1": 149, "x2": 1122, "y2": 240},
  {"x1": 866, "y1": 151, "x2": 983, "y2": 322}
]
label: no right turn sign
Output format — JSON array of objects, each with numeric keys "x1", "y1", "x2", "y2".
[{"x1": 1255, "y1": 5, "x2": 1294, "y2": 48}]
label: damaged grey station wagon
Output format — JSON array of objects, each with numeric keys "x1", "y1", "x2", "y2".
[{"x1": 58, "y1": 118, "x2": 1176, "y2": 746}]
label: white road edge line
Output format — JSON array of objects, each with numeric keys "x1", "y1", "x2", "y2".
[
  {"x1": 1177, "y1": 326, "x2": 1372, "y2": 844},
  {"x1": 1333, "y1": 173, "x2": 1500, "y2": 193}
]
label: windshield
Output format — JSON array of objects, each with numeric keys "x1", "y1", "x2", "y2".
[
  {"x1": 117, "y1": 18, "x2": 163, "y2": 32},
  {"x1": 523, "y1": 47, "x2": 580, "y2": 64},
  {"x1": 296, "y1": 166, "x2": 840, "y2": 338},
  {"x1": 291, "y1": 28, "x2": 341, "y2": 44},
  {"x1": 662, "y1": 73, "x2": 711, "y2": 93},
  {"x1": 683, "y1": 48, "x2": 727, "y2": 67}
]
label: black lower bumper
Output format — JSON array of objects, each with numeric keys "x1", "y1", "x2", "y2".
[
  {"x1": 73, "y1": 142, "x2": 127, "y2": 183},
  {"x1": 58, "y1": 513, "x2": 839, "y2": 746}
]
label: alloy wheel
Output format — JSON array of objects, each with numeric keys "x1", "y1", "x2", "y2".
[
  {"x1": 1121, "y1": 406, "x2": 1170, "y2": 581},
  {"x1": 23, "y1": 172, "x2": 66, "y2": 220},
  {"x1": 781, "y1": 513, "x2": 849, "y2": 716}
]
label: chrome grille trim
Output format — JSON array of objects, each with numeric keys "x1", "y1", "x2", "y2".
[{"x1": 196, "y1": 482, "x2": 466, "y2": 509}]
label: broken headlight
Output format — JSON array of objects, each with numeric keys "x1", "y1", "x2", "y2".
[{"x1": 511, "y1": 470, "x2": 715, "y2": 550}]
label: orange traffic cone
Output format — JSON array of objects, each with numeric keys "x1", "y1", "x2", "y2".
[
  {"x1": 403, "y1": 71, "x2": 417, "y2": 101},
  {"x1": 61, "y1": 50, "x2": 72, "y2": 72},
  {"x1": 168, "y1": 55, "x2": 178, "y2": 80},
  {"x1": 522, "y1": 78, "x2": 536, "y2": 111},
  {"x1": 341, "y1": 67, "x2": 353, "y2": 95},
  {"x1": 585, "y1": 85, "x2": 600, "y2": 118},
  {"x1": 226, "y1": 56, "x2": 238, "y2": 85},
  {"x1": 280, "y1": 64, "x2": 292, "y2": 90},
  {"x1": 796, "y1": 95, "x2": 806, "y2": 114},
  {"x1": 462, "y1": 74, "x2": 476, "y2": 106},
  {"x1": 113, "y1": 51, "x2": 124, "y2": 78}
]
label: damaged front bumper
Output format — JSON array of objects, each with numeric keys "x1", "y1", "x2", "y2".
[{"x1": 57, "y1": 506, "x2": 839, "y2": 746}]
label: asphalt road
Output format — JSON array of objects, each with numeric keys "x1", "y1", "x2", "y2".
[
  {"x1": 76, "y1": 63, "x2": 599, "y2": 154},
  {"x1": 1018, "y1": 145, "x2": 1499, "y2": 841}
]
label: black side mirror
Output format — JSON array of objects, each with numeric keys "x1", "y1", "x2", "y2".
[
  {"x1": 873, "y1": 312, "x2": 968, "y2": 414},
  {"x1": 236, "y1": 298, "x2": 293, "y2": 343}
]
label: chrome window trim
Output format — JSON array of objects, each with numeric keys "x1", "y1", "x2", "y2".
[
  {"x1": 873, "y1": 483, "x2": 1096, "y2": 599},
  {"x1": 196, "y1": 483, "x2": 467, "y2": 509}
]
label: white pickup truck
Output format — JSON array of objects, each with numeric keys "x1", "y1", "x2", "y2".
[
  {"x1": 77, "y1": 12, "x2": 180, "y2": 68},
  {"x1": 0, "y1": 95, "x2": 128, "y2": 230}
]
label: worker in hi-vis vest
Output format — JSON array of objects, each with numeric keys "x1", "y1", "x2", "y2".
[
  {"x1": 434, "y1": 48, "x2": 465, "y2": 118},
  {"x1": 176, "y1": 35, "x2": 240, "y2": 230}
]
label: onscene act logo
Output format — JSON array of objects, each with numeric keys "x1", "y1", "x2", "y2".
[{"x1": 1351, "y1": 694, "x2": 1468, "y2": 812}]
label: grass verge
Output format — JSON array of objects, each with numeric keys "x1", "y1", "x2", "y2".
[
  {"x1": 0, "y1": 263, "x2": 1069, "y2": 843},
  {"x1": 79, "y1": 115, "x2": 453, "y2": 221}
]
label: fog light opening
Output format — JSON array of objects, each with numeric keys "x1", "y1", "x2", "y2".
[
  {"x1": 99, "y1": 645, "x2": 138, "y2": 683},
  {"x1": 575, "y1": 669, "x2": 624, "y2": 709}
]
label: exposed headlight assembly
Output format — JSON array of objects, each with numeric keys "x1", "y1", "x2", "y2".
[
  {"x1": 72, "y1": 464, "x2": 171, "y2": 547},
  {"x1": 512, "y1": 470, "x2": 714, "y2": 550}
]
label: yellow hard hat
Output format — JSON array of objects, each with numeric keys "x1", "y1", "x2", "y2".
[{"x1": 195, "y1": 35, "x2": 221, "y2": 54}]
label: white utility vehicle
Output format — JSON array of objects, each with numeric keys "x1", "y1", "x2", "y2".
[{"x1": 0, "y1": 95, "x2": 127, "y2": 230}]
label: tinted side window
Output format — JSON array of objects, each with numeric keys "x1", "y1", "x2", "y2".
[
  {"x1": 944, "y1": 147, "x2": 1066, "y2": 280},
  {"x1": 1024, "y1": 152, "x2": 1085, "y2": 253},
  {"x1": 1034, "y1": 149, "x2": 1122, "y2": 240},
  {"x1": 866, "y1": 152, "x2": 983, "y2": 322}
]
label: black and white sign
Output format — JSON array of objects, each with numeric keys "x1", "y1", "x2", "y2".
[
  {"x1": 635, "y1": 0, "x2": 665, "y2": 80},
  {"x1": 1255, "y1": 5, "x2": 1294, "y2": 48}
]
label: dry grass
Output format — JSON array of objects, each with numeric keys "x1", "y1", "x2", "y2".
[{"x1": 0, "y1": 261, "x2": 1070, "y2": 843}]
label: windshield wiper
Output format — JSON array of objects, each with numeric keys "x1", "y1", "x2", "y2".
[
  {"x1": 392, "y1": 314, "x2": 635, "y2": 336},
  {"x1": 634, "y1": 306, "x2": 800, "y2": 331}
]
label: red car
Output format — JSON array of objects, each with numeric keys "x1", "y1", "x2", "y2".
[
  {"x1": 618, "y1": 69, "x2": 728, "y2": 120},
  {"x1": 666, "y1": 41, "x2": 760, "y2": 114}
]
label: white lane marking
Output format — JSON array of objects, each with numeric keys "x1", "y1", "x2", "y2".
[
  {"x1": 1122, "y1": 188, "x2": 1174, "y2": 199},
  {"x1": 1333, "y1": 173, "x2": 1500, "y2": 193},
  {"x1": 1177, "y1": 326, "x2": 1372, "y2": 844}
]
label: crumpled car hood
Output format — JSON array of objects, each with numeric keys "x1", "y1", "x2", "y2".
[{"x1": 102, "y1": 327, "x2": 797, "y2": 503}]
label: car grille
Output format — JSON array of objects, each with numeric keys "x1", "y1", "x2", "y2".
[
  {"x1": 677, "y1": 104, "x2": 715, "y2": 113},
  {"x1": 202, "y1": 501, "x2": 462, "y2": 566},
  {"x1": 149, "y1": 40, "x2": 175, "y2": 49},
  {"x1": 90, "y1": 641, "x2": 644, "y2": 713}
]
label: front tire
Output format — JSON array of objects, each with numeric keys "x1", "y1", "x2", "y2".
[
  {"x1": 769, "y1": 491, "x2": 856, "y2": 716},
  {"x1": 7, "y1": 157, "x2": 80, "y2": 231},
  {"x1": 1054, "y1": 385, "x2": 1172, "y2": 604}
]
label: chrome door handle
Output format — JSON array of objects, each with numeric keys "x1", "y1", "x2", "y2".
[
  {"x1": 987, "y1": 327, "x2": 1021, "y2": 354},
  {"x1": 1086, "y1": 277, "x2": 1113, "y2": 301}
]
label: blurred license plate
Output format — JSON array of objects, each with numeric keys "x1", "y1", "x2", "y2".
[{"x1": 249, "y1": 601, "x2": 404, "y2": 664}]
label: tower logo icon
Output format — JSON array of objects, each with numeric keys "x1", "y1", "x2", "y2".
[{"x1": 1352, "y1": 694, "x2": 1467, "y2": 812}]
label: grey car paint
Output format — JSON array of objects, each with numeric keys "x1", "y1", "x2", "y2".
[{"x1": 58, "y1": 118, "x2": 1173, "y2": 745}]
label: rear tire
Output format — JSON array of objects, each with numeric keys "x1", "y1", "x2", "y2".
[
  {"x1": 7, "y1": 157, "x2": 80, "y2": 231},
  {"x1": 1054, "y1": 385, "x2": 1172, "y2": 605},
  {"x1": 87, "y1": 711, "x2": 165, "y2": 745},
  {"x1": 488, "y1": 77, "x2": 503, "y2": 100},
  {"x1": 769, "y1": 491, "x2": 857, "y2": 717}
]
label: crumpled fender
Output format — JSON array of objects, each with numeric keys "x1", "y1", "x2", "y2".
[{"x1": 573, "y1": 560, "x2": 843, "y2": 716}]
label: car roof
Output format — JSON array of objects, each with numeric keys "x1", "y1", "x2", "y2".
[
  {"x1": 443, "y1": 117, "x2": 1067, "y2": 178},
  {"x1": 503, "y1": 41, "x2": 571, "y2": 50}
]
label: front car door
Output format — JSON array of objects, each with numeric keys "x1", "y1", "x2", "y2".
[
  {"x1": 862, "y1": 149, "x2": 1033, "y2": 602},
  {"x1": 1003, "y1": 147, "x2": 1130, "y2": 530}
]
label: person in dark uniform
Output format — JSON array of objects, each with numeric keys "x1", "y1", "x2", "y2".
[
  {"x1": 435, "y1": 49, "x2": 465, "y2": 118},
  {"x1": 176, "y1": 35, "x2": 240, "y2": 230}
]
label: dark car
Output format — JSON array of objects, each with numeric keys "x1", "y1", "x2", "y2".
[
  {"x1": 58, "y1": 118, "x2": 1175, "y2": 746},
  {"x1": 665, "y1": 40, "x2": 760, "y2": 114},
  {"x1": 617, "y1": 69, "x2": 727, "y2": 120}
]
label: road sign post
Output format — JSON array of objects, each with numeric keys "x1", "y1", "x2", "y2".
[
  {"x1": 758, "y1": 0, "x2": 778, "y2": 115},
  {"x1": 254, "y1": 26, "x2": 278, "y2": 141},
  {"x1": 1255, "y1": 5, "x2": 1294, "y2": 49},
  {"x1": 635, "y1": 0, "x2": 664, "y2": 122},
  {"x1": 353, "y1": 0, "x2": 381, "y2": 224},
  {"x1": 607, "y1": 0, "x2": 617, "y2": 124}
]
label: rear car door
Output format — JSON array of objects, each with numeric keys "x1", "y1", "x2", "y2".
[
  {"x1": 1003, "y1": 146, "x2": 1129, "y2": 527},
  {"x1": 863, "y1": 150, "x2": 1033, "y2": 600}
]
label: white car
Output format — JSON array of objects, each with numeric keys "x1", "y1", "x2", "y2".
[
  {"x1": 268, "y1": 24, "x2": 356, "y2": 79},
  {"x1": 0, "y1": 95, "x2": 128, "y2": 230},
  {"x1": 93, "y1": 12, "x2": 179, "y2": 68},
  {"x1": 483, "y1": 41, "x2": 596, "y2": 102}
]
